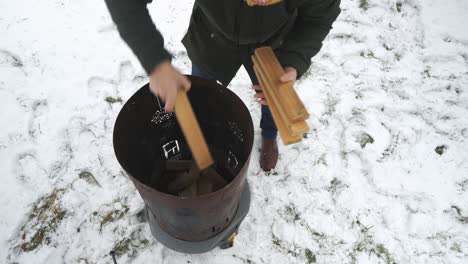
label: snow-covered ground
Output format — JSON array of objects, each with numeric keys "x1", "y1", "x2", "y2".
[{"x1": 1, "y1": 0, "x2": 467, "y2": 263}]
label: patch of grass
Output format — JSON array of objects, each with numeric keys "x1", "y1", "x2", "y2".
[
  {"x1": 379, "y1": 132, "x2": 399, "y2": 161},
  {"x1": 360, "y1": 51, "x2": 376, "y2": 59},
  {"x1": 112, "y1": 230, "x2": 150, "y2": 257},
  {"x1": 17, "y1": 189, "x2": 66, "y2": 252},
  {"x1": 78, "y1": 258, "x2": 90, "y2": 264},
  {"x1": 449, "y1": 205, "x2": 468, "y2": 224},
  {"x1": 359, "y1": 0, "x2": 369, "y2": 10},
  {"x1": 423, "y1": 68, "x2": 431, "y2": 78},
  {"x1": 0, "y1": 50, "x2": 23, "y2": 67},
  {"x1": 396, "y1": 2, "x2": 402, "y2": 12},
  {"x1": 456, "y1": 179, "x2": 468, "y2": 192},
  {"x1": 435, "y1": 145, "x2": 447, "y2": 155},
  {"x1": 271, "y1": 234, "x2": 317, "y2": 264},
  {"x1": 327, "y1": 178, "x2": 349, "y2": 202},
  {"x1": 78, "y1": 170, "x2": 101, "y2": 187},
  {"x1": 271, "y1": 234, "x2": 298, "y2": 257},
  {"x1": 232, "y1": 254, "x2": 254, "y2": 264},
  {"x1": 350, "y1": 219, "x2": 396, "y2": 264},
  {"x1": 370, "y1": 244, "x2": 395, "y2": 264},
  {"x1": 305, "y1": 249, "x2": 316, "y2": 263},
  {"x1": 272, "y1": 234, "x2": 281, "y2": 247},
  {"x1": 105, "y1": 96, "x2": 123, "y2": 104},
  {"x1": 99, "y1": 204, "x2": 130, "y2": 230},
  {"x1": 357, "y1": 132, "x2": 375, "y2": 148},
  {"x1": 394, "y1": 52, "x2": 402, "y2": 61},
  {"x1": 450, "y1": 242, "x2": 462, "y2": 253},
  {"x1": 284, "y1": 204, "x2": 301, "y2": 222},
  {"x1": 113, "y1": 238, "x2": 132, "y2": 257},
  {"x1": 272, "y1": 233, "x2": 318, "y2": 263}
]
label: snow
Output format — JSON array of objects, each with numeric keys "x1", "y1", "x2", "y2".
[{"x1": 1, "y1": 0, "x2": 467, "y2": 263}]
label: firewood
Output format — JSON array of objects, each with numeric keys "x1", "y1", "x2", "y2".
[
  {"x1": 253, "y1": 47, "x2": 309, "y2": 122},
  {"x1": 174, "y1": 90, "x2": 228, "y2": 196},
  {"x1": 252, "y1": 46, "x2": 310, "y2": 145},
  {"x1": 254, "y1": 66, "x2": 302, "y2": 144},
  {"x1": 174, "y1": 89, "x2": 214, "y2": 170}
]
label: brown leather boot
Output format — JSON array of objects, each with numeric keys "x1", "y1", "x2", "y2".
[{"x1": 260, "y1": 137, "x2": 279, "y2": 171}]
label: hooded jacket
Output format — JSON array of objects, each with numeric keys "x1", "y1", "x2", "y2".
[{"x1": 105, "y1": 0, "x2": 340, "y2": 84}]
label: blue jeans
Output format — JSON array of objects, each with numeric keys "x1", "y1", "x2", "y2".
[{"x1": 192, "y1": 64, "x2": 278, "y2": 139}]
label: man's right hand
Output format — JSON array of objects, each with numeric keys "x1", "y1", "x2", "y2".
[{"x1": 149, "y1": 61, "x2": 191, "y2": 112}]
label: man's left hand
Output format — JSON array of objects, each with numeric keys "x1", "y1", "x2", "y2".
[
  {"x1": 280, "y1": 66, "x2": 297, "y2": 83},
  {"x1": 253, "y1": 66, "x2": 297, "y2": 105}
]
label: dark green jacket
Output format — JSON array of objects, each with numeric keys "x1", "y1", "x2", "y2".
[{"x1": 105, "y1": 0, "x2": 340, "y2": 84}]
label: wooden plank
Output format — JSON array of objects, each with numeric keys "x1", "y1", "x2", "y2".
[
  {"x1": 252, "y1": 56, "x2": 295, "y2": 134},
  {"x1": 174, "y1": 89, "x2": 214, "y2": 170},
  {"x1": 254, "y1": 47, "x2": 307, "y2": 120},
  {"x1": 166, "y1": 171, "x2": 191, "y2": 193},
  {"x1": 245, "y1": 0, "x2": 283, "y2": 6},
  {"x1": 254, "y1": 65, "x2": 302, "y2": 145},
  {"x1": 165, "y1": 160, "x2": 192, "y2": 171},
  {"x1": 290, "y1": 120, "x2": 309, "y2": 137},
  {"x1": 253, "y1": 47, "x2": 310, "y2": 137},
  {"x1": 256, "y1": 49, "x2": 309, "y2": 121},
  {"x1": 167, "y1": 161, "x2": 200, "y2": 193},
  {"x1": 253, "y1": 55, "x2": 309, "y2": 137},
  {"x1": 178, "y1": 182, "x2": 197, "y2": 197},
  {"x1": 197, "y1": 177, "x2": 213, "y2": 195},
  {"x1": 200, "y1": 167, "x2": 228, "y2": 192},
  {"x1": 254, "y1": 47, "x2": 309, "y2": 121}
]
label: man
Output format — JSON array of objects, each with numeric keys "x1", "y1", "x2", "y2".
[{"x1": 105, "y1": 0, "x2": 340, "y2": 171}]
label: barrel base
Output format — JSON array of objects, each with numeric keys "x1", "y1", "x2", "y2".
[{"x1": 147, "y1": 181, "x2": 250, "y2": 254}]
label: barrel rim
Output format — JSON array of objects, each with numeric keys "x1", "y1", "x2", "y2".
[{"x1": 112, "y1": 75, "x2": 254, "y2": 200}]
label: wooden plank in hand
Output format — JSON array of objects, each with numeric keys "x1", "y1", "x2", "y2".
[
  {"x1": 200, "y1": 167, "x2": 228, "y2": 192},
  {"x1": 253, "y1": 56, "x2": 309, "y2": 138},
  {"x1": 174, "y1": 89, "x2": 214, "y2": 170},
  {"x1": 254, "y1": 66, "x2": 302, "y2": 145},
  {"x1": 165, "y1": 160, "x2": 192, "y2": 171},
  {"x1": 245, "y1": 0, "x2": 283, "y2": 6},
  {"x1": 254, "y1": 47, "x2": 309, "y2": 122},
  {"x1": 173, "y1": 90, "x2": 226, "y2": 195},
  {"x1": 252, "y1": 56, "x2": 292, "y2": 132}
]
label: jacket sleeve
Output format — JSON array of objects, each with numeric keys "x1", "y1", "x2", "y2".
[
  {"x1": 277, "y1": 0, "x2": 341, "y2": 78},
  {"x1": 105, "y1": 0, "x2": 172, "y2": 74}
]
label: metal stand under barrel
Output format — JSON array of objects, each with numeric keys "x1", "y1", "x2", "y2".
[
  {"x1": 113, "y1": 76, "x2": 254, "y2": 254},
  {"x1": 147, "y1": 181, "x2": 250, "y2": 253}
]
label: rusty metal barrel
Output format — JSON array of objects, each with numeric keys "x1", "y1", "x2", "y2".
[{"x1": 113, "y1": 76, "x2": 254, "y2": 243}]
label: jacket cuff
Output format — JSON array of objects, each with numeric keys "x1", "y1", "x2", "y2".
[
  {"x1": 276, "y1": 50, "x2": 310, "y2": 79},
  {"x1": 139, "y1": 46, "x2": 173, "y2": 75}
]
